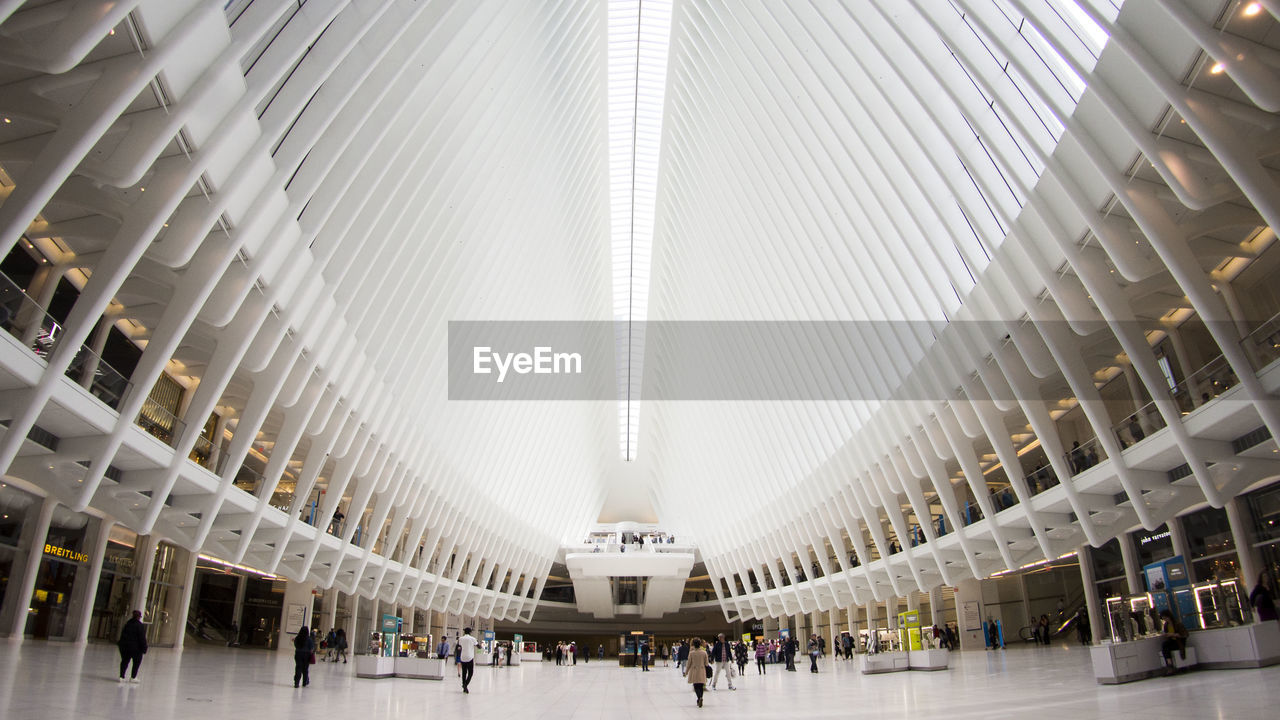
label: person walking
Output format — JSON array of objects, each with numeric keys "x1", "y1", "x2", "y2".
[
  {"x1": 754, "y1": 639, "x2": 768, "y2": 674},
  {"x1": 677, "y1": 639, "x2": 689, "y2": 672},
  {"x1": 1251, "y1": 570, "x2": 1277, "y2": 622},
  {"x1": 734, "y1": 640, "x2": 748, "y2": 677},
  {"x1": 640, "y1": 639, "x2": 650, "y2": 671},
  {"x1": 683, "y1": 638, "x2": 709, "y2": 708},
  {"x1": 335, "y1": 628, "x2": 348, "y2": 663},
  {"x1": 710, "y1": 633, "x2": 735, "y2": 690},
  {"x1": 807, "y1": 634, "x2": 820, "y2": 673},
  {"x1": 116, "y1": 610, "x2": 148, "y2": 684},
  {"x1": 784, "y1": 637, "x2": 797, "y2": 671},
  {"x1": 325, "y1": 628, "x2": 338, "y2": 662},
  {"x1": 437, "y1": 635, "x2": 451, "y2": 659},
  {"x1": 458, "y1": 627, "x2": 477, "y2": 693},
  {"x1": 293, "y1": 625, "x2": 314, "y2": 688}
]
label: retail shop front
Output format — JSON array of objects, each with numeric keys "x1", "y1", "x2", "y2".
[{"x1": 0, "y1": 481, "x2": 195, "y2": 646}]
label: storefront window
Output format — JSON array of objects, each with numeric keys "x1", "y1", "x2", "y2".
[
  {"x1": 1091, "y1": 537, "x2": 1125, "y2": 584},
  {"x1": 144, "y1": 542, "x2": 186, "y2": 645},
  {"x1": 1133, "y1": 524, "x2": 1174, "y2": 587},
  {"x1": 242, "y1": 576, "x2": 285, "y2": 648},
  {"x1": 1247, "y1": 479, "x2": 1280, "y2": 585},
  {"x1": 0, "y1": 483, "x2": 36, "y2": 614},
  {"x1": 26, "y1": 507, "x2": 90, "y2": 639},
  {"x1": 1183, "y1": 506, "x2": 1238, "y2": 582},
  {"x1": 89, "y1": 526, "x2": 137, "y2": 642}
]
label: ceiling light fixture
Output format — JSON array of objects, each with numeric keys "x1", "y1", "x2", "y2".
[
  {"x1": 1244, "y1": 2, "x2": 1262, "y2": 17},
  {"x1": 1210, "y1": 62, "x2": 1225, "y2": 74}
]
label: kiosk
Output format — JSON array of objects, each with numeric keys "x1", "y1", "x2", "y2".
[
  {"x1": 520, "y1": 640, "x2": 541, "y2": 662},
  {"x1": 394, "y1": 632, "x2": 446, "y2": 679},
  {"x1": 898, "y1": 610, "x2": 949, "y2": 671},
  {"x1": 355, "y1": 614, "x2": 400, "y2": 679}
]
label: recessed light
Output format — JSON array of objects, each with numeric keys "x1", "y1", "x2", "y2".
[
  {"x1": 2, "y1": 118, "x2": 10, "y2": 124},
  {"x1": 139, "y1": 187, "x2": 145, "y2": 192},
  {"x1": 1210, "y1": 62, "x2": 1225, "y2": 74},
  {"x1": 1244, "y1": 3, "x2": 1262, "y2": 17}
]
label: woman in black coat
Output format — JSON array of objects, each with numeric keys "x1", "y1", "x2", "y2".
[
  {"x1": 117, "y1": 610, "x2": 148, "y2": 683},
  {"x1": 293, "y1": 625, "x2": 315, "y2": 687}
]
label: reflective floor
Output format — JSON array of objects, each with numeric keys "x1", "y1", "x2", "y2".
[{"x1": 2, "y1": 640, "x2": 1277, "y2": 720}]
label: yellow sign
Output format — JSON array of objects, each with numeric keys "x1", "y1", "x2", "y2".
[{"x1": 44, "y1": 544, "x2": 88, "y2": 563}]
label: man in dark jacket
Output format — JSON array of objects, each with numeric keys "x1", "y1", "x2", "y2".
[
  {"x1": 710, "y1": 633, "x2": 736, "y2": 690},
  {"x1": 117, "y1": 610, "x2": 148, "y2": 684}
]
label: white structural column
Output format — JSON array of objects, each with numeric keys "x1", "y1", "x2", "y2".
[
  {"x1": 1078, "y1": 545, "x2": 1102, "y2": 645},
  {"x1": 74, "y1": 518, "x2": 115, "y2": 645},
  {"x1": 1119, "y1": 533, "x2": 1144, "y2": 595},
  {"x1": 5, "y1": 496, "x2": 56, "y2": 639},
  {"x1": 1167, "y1": 518, "x2": 1193, "y2": 581},
  {"x1": 1225, "y1": 497, "x2": 1261, "y2": 588},
  {"x1": 171, "y1": 549, "x2": 199, "y2": 651},
  {"x1": 130, "y1": 535, "x2": 158, "y2": 621}
]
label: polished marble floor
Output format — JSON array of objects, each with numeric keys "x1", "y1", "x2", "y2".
[{"x1": 1, "y1": 640, "x2": 1276, "y2": 720}]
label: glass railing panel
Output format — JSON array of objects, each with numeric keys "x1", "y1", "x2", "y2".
[
  {"x1": 1241, "y1": 312, "x2": 1280, "y2": 372},
  {"x1": 135, "y1": 396, "x2": 185, "y2": 446},
  {"x1": 1064, "y1": 435, "x2": 1107, "y2": 476},
  {"x1": 190, "y1": 434, "x2": 216, "y2": 469},
  {"x1": 2, "y1": 273, "x2": 133, "y2": 410},
  {"x1": 64, "y1": 343, "x2": 132, "y2": 411},
  {"x1": 233, "y1": 466, "x2": 263, "y2": 496},
  {"x1": 0, "y1": 272, "x2": 62, "y2": 356},
  {"x1": 988, "y1": 482, "x2": 1019, "y2": 512},
  {"x1": 1169, "y1": 354, "x2": 1237, "y2": 413},
  {"x1": 1113, "y1": 399, "x2": 1167, "y2": 449},
  {"x1": 1025, "y1": 462, "x2": 1059, "y2": 495}
]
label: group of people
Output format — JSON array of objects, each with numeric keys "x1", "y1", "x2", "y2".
[
  {"x1": 112, "y1": 568, "x2": 1280, "y2": 700},
  {"x1": 320, "y1": 627, "x2": 349, "y2": 662},
  {"x1": 676, "y1": 632, "x2": 827, "y2": 707},
  {"x1": 550, "y1": 641, "x2": 582, "y2": 665}
]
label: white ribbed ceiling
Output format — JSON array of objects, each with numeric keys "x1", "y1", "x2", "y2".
[{"x1": 12, "y1": 0, "x2": 1280, "y2": 622}]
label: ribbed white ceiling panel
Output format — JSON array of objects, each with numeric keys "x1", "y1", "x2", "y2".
[{"x1": 645, "y1": 0, "x2": 1113, "y2": 553}]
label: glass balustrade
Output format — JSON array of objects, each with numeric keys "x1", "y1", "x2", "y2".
[
  {"x1": 1240, "y1": 311, "x2": 1280, "y2": 372},
  {"x1": 1112, "y1": 398, "x2": 1167, "y2": 449},
  {"x1": 137, "y1": 396, "x2": 186, "y2": 447},
  {"x1": 1025, "y1": 462, "x2": 1059, "y2": 495},
  {"x1": 65, "y1": 343, "x2": 131, "y2": 410},
  {"x1": 233, "y1": 465, "x2": 263, "y2": 496},
  {"x1": 1064, "y1": 436, "x2": 1106, "y2": 475},
  {"x1": 1170, "y1": 354, "x2": 1238, "y2": 413},
  {"x1": 988, "y1": 482, "x2": 1019, "y2": 512},
  {"x1": 1, "y1": 273, "x2": 133, "y2": 410}
]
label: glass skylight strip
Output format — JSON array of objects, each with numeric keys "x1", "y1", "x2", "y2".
[{"x1": 609, "y1": 0, "x2": 672, "y2": 460}]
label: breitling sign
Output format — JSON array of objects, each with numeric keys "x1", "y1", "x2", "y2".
[{"x1": 44, "y1": 544, "x2": 89, "y2": 563}]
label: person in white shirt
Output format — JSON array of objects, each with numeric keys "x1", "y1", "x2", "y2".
[{"x1": 458, "y1": 627, "x2": 478, "y2": 693}]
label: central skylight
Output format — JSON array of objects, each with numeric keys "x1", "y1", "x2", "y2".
[{"x1": 609, "y1": 0, "x2": 673, "y2": 461}]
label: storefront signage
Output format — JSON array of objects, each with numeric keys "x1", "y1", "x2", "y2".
[
  {"x1": 44, "y1": 543, "x2": 87, "y2": 563},
  {"x1": 380, "y1": 613, "x2": 400, "y2": 633},
  {"x1": 1139, "y1": 530, "x2": 1170, "y2": 545}
]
